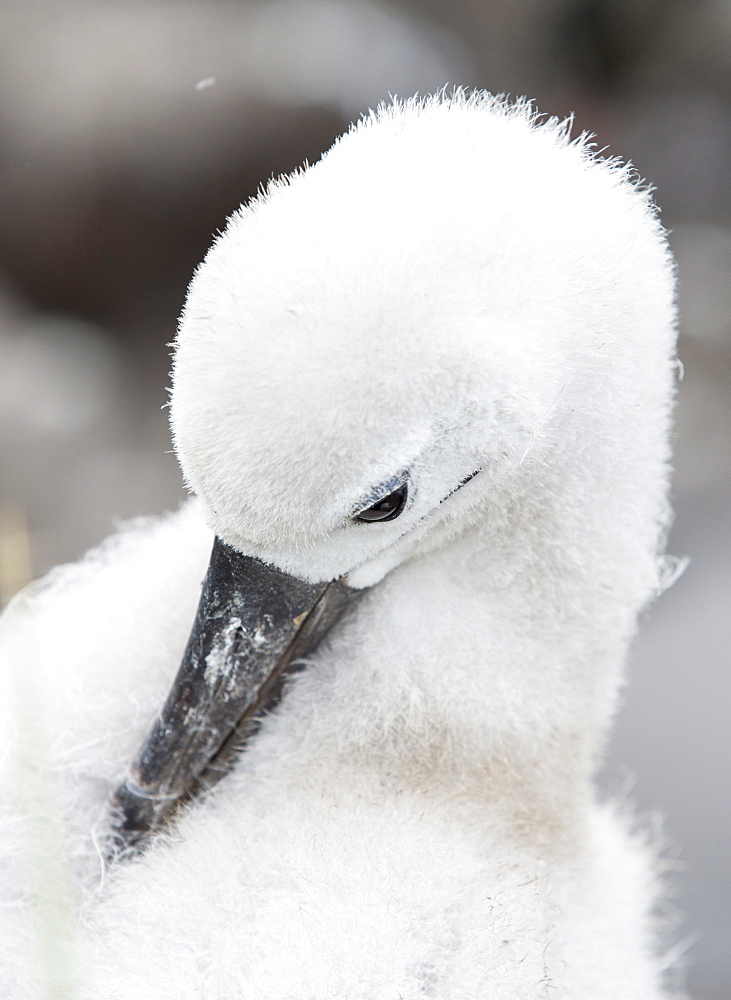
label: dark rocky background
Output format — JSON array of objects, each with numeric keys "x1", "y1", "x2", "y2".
[{"x1": 1, "y1": 2, "x2": 728, "y2": 995}]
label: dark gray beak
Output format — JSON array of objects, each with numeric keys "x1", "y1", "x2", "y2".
[{"x1": 108, "y1": 537, "x2": 358, "y2": 857}]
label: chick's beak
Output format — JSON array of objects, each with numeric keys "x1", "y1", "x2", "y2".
[{"x1": 108, "y1": 536, "x2": 357, "y2": 856}]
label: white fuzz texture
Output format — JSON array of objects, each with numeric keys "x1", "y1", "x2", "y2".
[{"x1": 1, "y1": 93, "x2": 679, "y2": 998}]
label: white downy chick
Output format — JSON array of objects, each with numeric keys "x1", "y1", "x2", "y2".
[{"x1": 1, "y1": 92, "x2": 679, "y2": 999}]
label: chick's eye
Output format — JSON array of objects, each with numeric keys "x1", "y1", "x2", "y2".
[{"x1": 355, "y1": 484, "x2": 408, "y2": 523}]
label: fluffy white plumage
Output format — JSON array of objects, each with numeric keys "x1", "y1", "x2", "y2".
[{"x1": 1, "y1": 92, "x2": 680, "y2": 998}]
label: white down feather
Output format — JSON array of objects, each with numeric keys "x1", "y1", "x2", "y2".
[{"x1": 1, "y1": 92, "x2": 679, "y2": 999}]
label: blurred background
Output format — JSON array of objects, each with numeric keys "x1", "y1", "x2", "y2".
[{"x1": 0, "y1": 0, "x2": 728, "y2": 995}]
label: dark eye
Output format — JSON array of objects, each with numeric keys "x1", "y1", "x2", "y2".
[{"x1": 355, "y1": 484, "x2": 408, "y2": 522}]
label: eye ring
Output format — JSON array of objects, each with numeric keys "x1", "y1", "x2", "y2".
[{"x1": 354, "y1": 483, "x2": 408, "y2": 523}]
